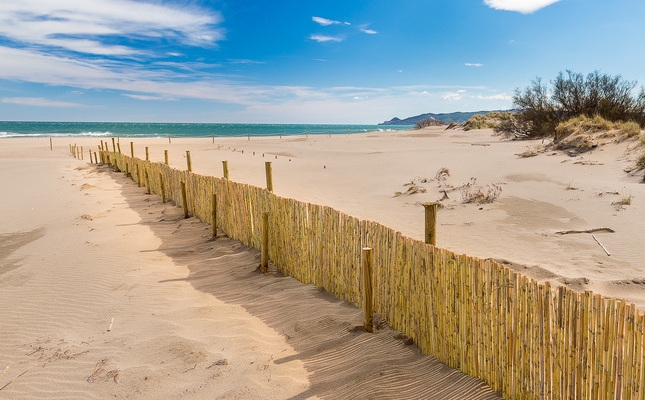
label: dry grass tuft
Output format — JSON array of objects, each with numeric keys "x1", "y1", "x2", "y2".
[{"x1": 460, "y1": 178, "x2": 503, "y2": 204}]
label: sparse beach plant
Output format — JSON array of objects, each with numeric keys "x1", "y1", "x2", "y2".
[
  {"x1": 613, "y1": 189, "x2": 633, "y2": 207},
  {"x1": 415, "y1": 117, "x2": 444, "y2": 129},
  {"x1": 636, "y1": 153, "x2": 645, "y2": 170},
  {"x1": 461, "y1": 183, "x2": 502, "y2": 204},
  {"x1": 463, "y1": 114, "x2": 492, "y2": 131},
  {"x1": 620, "y1": 121, "x2": 641, "y2": 137}
]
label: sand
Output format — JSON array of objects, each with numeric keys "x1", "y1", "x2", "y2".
[{"x1": 1, "y1": 126, "x2": 642, "y2": 398}]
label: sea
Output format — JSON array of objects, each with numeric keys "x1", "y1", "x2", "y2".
[{"x1": 0, "y1": 121, "x2": 412, "y2": 139}]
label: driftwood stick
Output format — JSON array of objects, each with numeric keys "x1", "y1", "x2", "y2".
[
  {"x1": 107, "y1": 317, "x2": 114, "y2": 332},
  {"x1": 0, "y1": 368, "x2": 30, "y2": 391},
  {"x1": 556, "y1": 228, "x2": 615, "y2": 235},
  {"x1": 592, "y1": 234, "x2": 611, "y2": 256}
]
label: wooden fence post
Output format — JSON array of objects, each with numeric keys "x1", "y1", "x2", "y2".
[
  {"x1": 94, "y1": 151, "x2": 98, "y2": 165},
  {"x1": 136, "y1": 164, "x2": 141, "y2": 187},
  {"x1": 164, "y1": 150, "x2": 169, "y2": 165},
  {"x1": 80, "y1": 146, "x2": 84, "y2": 160},
  {"x1": 211, "y1": 193, "x2": 218, "y2": 239},
  {"x1": 222, "y1": 161, "x2": 229, "y2": 179},
  {"x1": 186, "y1": 151, "x2": 192, "y2": 172},
  {"x1": 130, "y1": 142, "x2": 134, "y2": 158},
  {"x1": 260, "y1": 212, "x2": 269, "y2": 273},
  {"x1": 49, "y1": 138, "x2": 52, "y2": 151},
  {"x1": 423, "y1": 202, "x2": 438, "y2": 246},
  {"x1": 145, "y1": 147, "x2": 149, "y2": 161},
  {"x1": 159, "y1": 173, "x2": 166, "y2": 204},
  {"x1": 362, "y1": 247, "x2": 374, "y2": 333},
  {"x1": 168, "y1": 134, "x2": 171, "y2": 144},
  {"x1": 111, "y1": 137, "x2": 116, "y2": 153},
  {"x1": 117, "y1": 142, "x2": 121, "y2": 154},
  {"x1": 180, "y1": 181, "x2": 189, "y2": 219},
  {"x1": 265, "y1": 162, "x2": 273, "y2": 193}
]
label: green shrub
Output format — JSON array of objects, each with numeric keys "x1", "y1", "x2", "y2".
[{"x1": 499, "y1": 70, "x2": 645, "y2": 139}]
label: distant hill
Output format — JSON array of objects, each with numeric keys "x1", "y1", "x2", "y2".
[{"x1": 379, "y1": 110, "x2": 513, "y2": 125}]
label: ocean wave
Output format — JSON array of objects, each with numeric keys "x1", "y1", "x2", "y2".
[{"x1": 0, "y1": 131, "x2": 113, "y2": 138}]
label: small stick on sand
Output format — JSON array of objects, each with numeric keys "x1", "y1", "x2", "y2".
[
  {"x1": 592, "y1": 234, "x2": 611, "y2": 256},
  {"x1": 107, "y1": 317, "x2": 114, "y2": 332},
  {"x1": 0, "y1": 366, "x2": 8, "y2": 378},
  {"x1": 0, "y1": 368, "x2": 30, "y2": 391}
]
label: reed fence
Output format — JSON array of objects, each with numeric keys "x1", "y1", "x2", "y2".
[{"x1": 91, "y1": 144, "x2": 644, "y2": 400}]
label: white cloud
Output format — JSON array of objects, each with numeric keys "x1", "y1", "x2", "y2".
[
  {"x1": 483, "y1": 0, "x2": 561, "y2": 14},
  {"x1": 123, "y1": 94, "x2": 176, "y2": 101},
  {"x1": 312, "y1": 16, "x2": 342, "y2": 26},
  {"x1": 228, "y1": 59, "x2": 267, "y2": 65},
  {"x1": 309, "y1": 35, "x2": 343, "y2": 43},
  {"x1": 465, "y1": 63, "x2": 483, "y2": 67},
  {"x1": 442, "y1": 92, "x2": 463, "y2": 101},
  {"x1": 2, "y1": 97, "x2": 84, "y2": 107},
  {"x1": 360, "y1": 28, "x2": 378, "y2": 35},
  {"x1": 0, "y1": 0, "x2": 223, "y2": 56},
  {"x1": 478, "y1": 93, "x2": 512, "y2": 100}
]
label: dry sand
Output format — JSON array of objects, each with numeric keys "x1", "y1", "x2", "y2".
[{"x1": 1, "y1": 126, "x2": 643, "y2": 398}]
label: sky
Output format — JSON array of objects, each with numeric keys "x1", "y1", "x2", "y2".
[{"x1": 1, "y1": 0, "x2": 644, "y2": 124}]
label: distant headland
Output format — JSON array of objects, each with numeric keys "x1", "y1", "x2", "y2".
[{"x1": 379, "y1": 110, "x2": 514, "y2": 125}]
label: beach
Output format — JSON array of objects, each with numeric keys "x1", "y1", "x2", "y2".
[{"x1": 1, "y1": 126, "x2": 643, "y2": 398}]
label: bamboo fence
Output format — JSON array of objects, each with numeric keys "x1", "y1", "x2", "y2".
[{"x1": 94, "y1": 145, "x2": 644, "y2": 400}]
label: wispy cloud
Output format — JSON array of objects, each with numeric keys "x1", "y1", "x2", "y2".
[
  {"x1": 2, "y1": 97, "x2": 84, "y2": 107},
  {"x1": 465, "y1": 63, "x2": 483, "y2": 67},
  {"x1": 309, "y1": 35, "x2": 343, "y2": 43},
  {"x1": 0, "y1": 0, "x2": 224, "y2": 57},
  {"x1": 483, "y1": 0, "x2": 561, "y2": 14},
  {"x1": 122, "y1": 94, "x2": 176, "y2": 101},
  {"x1": 228, "y1": 59, "x2": 267, "y2": 65},
  {"x1": 360, "y1": 27, "x2": 378, "y2": 35},
  {"x1": 312, "y1": 16, "x2": 349, "y2": 26}
]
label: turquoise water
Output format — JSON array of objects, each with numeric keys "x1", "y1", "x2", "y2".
[{"x1": 0, "y1": 122, "x2": 412, "y2": 138}]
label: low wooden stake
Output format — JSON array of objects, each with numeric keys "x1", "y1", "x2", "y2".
[
  {"x1": 265, "y1": 161, "x2": 273, "y2": 193},
  {"x1": 111, "y1": 137, "x2": 116, "y2": 153},
  {"x1": 164, "y1": 150, "x2": 169, "y2": 165},
  {"x1": 222, "y1": 160, "x2": 229, "y2": 179},
  {"x1": 423, "y1": 202, "x2": 438, "y2": 246},
  {"x1": 145, "y1": 146, "x2": 149, "y2": 161},
  {"x1": 186, "y1": 151, "x2": 192, "y2": 172},
  {"x1": 49, "y1": 137, "x2": 52, "y2": 150},
  {"x1": 130, "y1": 142, "x2": 134, "y2": 158},
  {"x1": 180, "y1": 181, "x2": 189, "y2": 219},
  {"x1": 260, "y1": 212, "x2": 269, "y2": 272},
  {"x1": 362, "y1": 247, "x2": 374, "y2": 332}
]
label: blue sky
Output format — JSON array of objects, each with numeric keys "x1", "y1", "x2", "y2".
[{"x1": 1, "y1": 0, "x2": 644, "y2": 123}]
